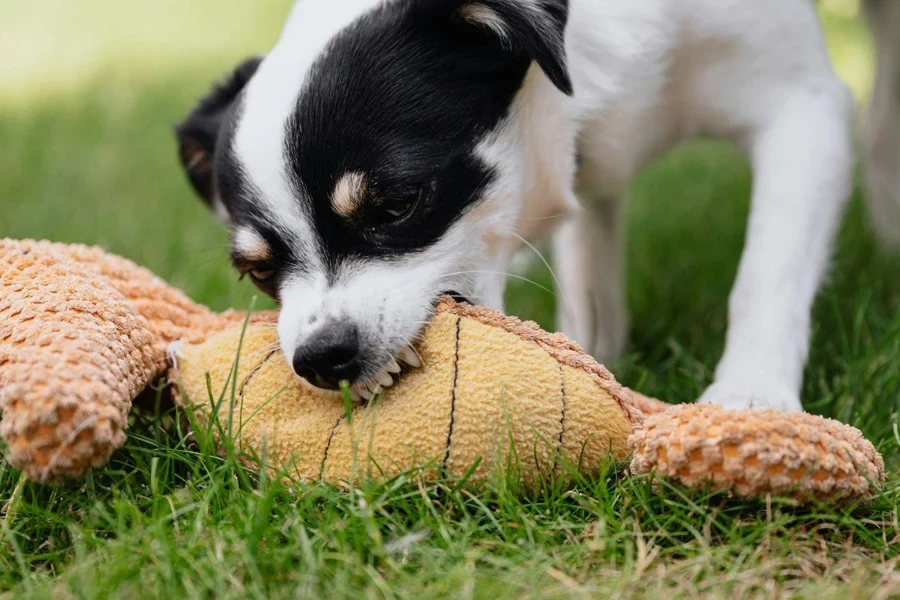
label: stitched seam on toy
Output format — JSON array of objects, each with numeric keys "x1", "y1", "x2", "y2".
[
  {"x1": 437, "y1": 298, "x2": 642, "y2": 425},
  {"x1": 550, "y1": 363, "x2": 566, "y2": 474},
  {"x1": 557, "y1": 363, "x2": 566, "y2": 450},
  {"x1": 238, "y1": 349, "x2": 280, "y2": 398},
  {"x1": 320, "y1": 415, "x2": 344, "y2": 480},
  {"x1": 442, "y1": 315, "x2": 462, "y2": 471}
]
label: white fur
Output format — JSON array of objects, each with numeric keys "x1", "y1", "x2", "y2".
[
  {"x1": 276, "y1": 213, "x2": 494, "y2": 372},
  {"x1": 240, "y1": 0, "x2": 858, "y2": 411},
  {"x1": 481, "y1": 0, "x2": 853, "y2": 412}
]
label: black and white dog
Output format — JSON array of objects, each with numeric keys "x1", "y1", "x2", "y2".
[{"x1": 176, "y1": 0, "x2": 897, "y2": 410}]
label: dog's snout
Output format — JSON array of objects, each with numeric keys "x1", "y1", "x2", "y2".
[{"x1": 292, "y1": 322, "x2": 362, "y2": 390}]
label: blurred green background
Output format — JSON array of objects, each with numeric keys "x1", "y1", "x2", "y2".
[{"x1": 1, "y1": 0, "x2": 897, "y2": 447}]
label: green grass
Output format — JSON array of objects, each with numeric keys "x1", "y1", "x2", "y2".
[{"x1": 1, "y1": 1, "x2": 899, "y2": 597}]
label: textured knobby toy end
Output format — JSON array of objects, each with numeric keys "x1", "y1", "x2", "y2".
[
  {"x1": 0, "y1": 239, "x2": 242, "y2": 482},
  {"x1": 629, "y1": 404, "x2": 885, "y2": 501}
]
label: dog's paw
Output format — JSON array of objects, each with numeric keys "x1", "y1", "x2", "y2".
[{"x1": 697, "y1": 379, "x2": 803, "y2": 413}]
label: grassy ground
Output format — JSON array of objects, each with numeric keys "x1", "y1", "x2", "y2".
[{"x1": 1, "y1": 1, "x2": 899, "y2": 597}]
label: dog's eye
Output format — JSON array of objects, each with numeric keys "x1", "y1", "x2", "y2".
[
  {"x1": 374, "y1": 191, "x2": 420, "y2": 225},
  {"x1": 239, "y1": 265, "x2": 277, "y2": 284},
  {"x1": 249, "y1": 267, "x2": 276, "y2": 283}
]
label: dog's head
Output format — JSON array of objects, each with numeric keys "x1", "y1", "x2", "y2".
[{"x1": 176, "y1": 0, "x2": 571, "y2": 397}]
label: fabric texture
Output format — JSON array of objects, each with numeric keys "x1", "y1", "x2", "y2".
[
  {"x1": 0, "y1": 239, "x2": 886, "y2": 503},
  {"x1": 175, "y1": 305, "x2": 636, "y2": 488},
  {"x1": 0, "y1": 239, "x2": 244, "y2": 481},
  {"x1": 629, "y1": 404, "x2": 886, "y2": 500}
]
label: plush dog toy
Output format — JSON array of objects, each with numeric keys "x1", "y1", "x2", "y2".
[{"x1": 0, "y1": 239, "x2": 885, "y2": 502}]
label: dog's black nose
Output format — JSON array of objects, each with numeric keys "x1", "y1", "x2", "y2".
[{"x1": 292, "y1": 323, "x2": 361, "y2": 390}]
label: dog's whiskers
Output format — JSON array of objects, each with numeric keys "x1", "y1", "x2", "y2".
[{"x1": 434, "y1": 270, "x2": 556, "y2": 297}]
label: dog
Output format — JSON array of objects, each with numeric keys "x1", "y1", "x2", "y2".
[{"x1": 175, "y1": 0, "x2": 896, "y2": 410}]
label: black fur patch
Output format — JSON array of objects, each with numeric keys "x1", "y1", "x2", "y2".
[
  {"x1": 276, "y1": 0, "x2": 570, "y2": 273},
  {"x1": 215, "y1": 144, "x2": 310, "y2": 299},
  {"x1": 201, "y1": 0, "x2": 571, "y2": 291},
  {"x1": 213, "y1": 114, "x2": 310, "y2": 300},
  {"x1": 175, "y1": 56, "x2": 262, "y2": 205}
]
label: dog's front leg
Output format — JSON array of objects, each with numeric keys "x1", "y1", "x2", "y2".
[{"x1": 700, "y1": 85, "x2": 855, "y2": 412}]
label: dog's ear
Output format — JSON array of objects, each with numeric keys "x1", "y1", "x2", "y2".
[
  {"x1": 456, "y1": 0, "x2": 572, "y2": 95},
  {"x1": 175, "y1": 56, "x2": 263, "y2": 213}
]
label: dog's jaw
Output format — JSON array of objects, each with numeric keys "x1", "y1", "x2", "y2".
[
  {"x1": 349, "y1": 349, "x2": 420, "y2": 401},
  {"x1": 273, "y1": 211, "x2": 491, "y2": 397}
]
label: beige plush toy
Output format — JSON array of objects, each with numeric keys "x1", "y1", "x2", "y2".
[
  {"x1": 173, "y1": 299, "x2": 639, "y2": 489},
  {"x1": 0, "y1": 239, "x2": 886, "y2": 502}
]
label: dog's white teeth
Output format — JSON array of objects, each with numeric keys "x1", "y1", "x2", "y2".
[
  {"x1": 398, "y1": 347, "x2": 422, "y2": 369},
  {"x1": 385, "y1": 357, "x2": 402, "y2": 374},
  {"x1": 353, "y1": 383, "x2": 374, "y2": 401},
  {"x1": 350, "y1": 369, "x2": 394, "y2": 400},
  {"x1": 352, "y1": 378, "x2": 386, "y2": 400},
  {"x1": 374, "y1": 369, "x2": 393, "y2": 387}
]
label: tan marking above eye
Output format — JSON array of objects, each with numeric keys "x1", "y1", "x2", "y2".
[
  {"x1": 232, "y1": 227, "x2": 271, "y2": 262},
  {"x1": 458, "y1": 4, "x2": 509, "y2": 41},
  {"x1": 331, "y1": 171, "x2": 368, "y2": 217}
]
